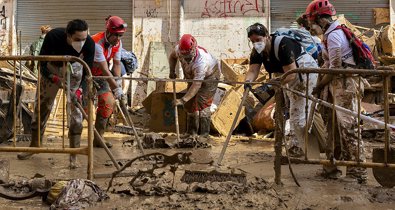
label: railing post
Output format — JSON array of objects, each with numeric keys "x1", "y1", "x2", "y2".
[
  {"x1": 274, "y1": 87, "x2": 285, "y2": 185},
  {"x1": 87, "y1": 76, "x2": 94, "y2": 180},
  {"x1": 384, "y1": 75, "x2": 390, "y2": 164}
]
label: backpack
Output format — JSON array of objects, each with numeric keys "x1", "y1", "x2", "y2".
[
  {"x1": 120, "y1": 48, "x2": 139, "y2": 74},
  {"x1": 273, "y1": 28, "x2": 320, "y2": 61},
  {"x1": 325, "y1": 24, "x2": 375, "y2": 69}
]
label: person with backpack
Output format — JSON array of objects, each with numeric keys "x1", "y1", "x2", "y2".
[
  {"x1": 296, "y1": 15, "x2": 324, "y2": 66},
  {"x1": 305, "y1": 0, "x2": 368, "y2": 183},
  {"x1": 244, "y1": 23, "x2": 318, "y2": 157}
]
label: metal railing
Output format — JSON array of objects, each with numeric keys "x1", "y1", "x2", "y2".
[
  {"x1": 274, "y1": 67, "x2": 395, "y2": 185},
  {"x1": 0, "y1": 55, "x2": 94, "y2": 180}
]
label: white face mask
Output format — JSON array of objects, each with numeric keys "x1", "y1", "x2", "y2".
[
  {"x1": 71, "y1": 40, "x2": 86, "y2": 53},
  {"x1": 253, "y1": 41, "x2": 266, "y2": 54}
]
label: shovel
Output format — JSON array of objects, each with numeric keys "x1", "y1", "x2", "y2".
[
  {"x1": 116, "y1": 98, "x2": 145, "y2": 155},
  {"x1": 372, "y1": 147, "x2": 395, "y2": 188},
  {"x1": 181, "y1": 88, "x2": 249, "y2": 184}
]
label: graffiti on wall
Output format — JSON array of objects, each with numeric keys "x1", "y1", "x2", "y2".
[
  {"x1": 146, "y1": 8, "x2": 158, "y2": 18},
  {"x1": 201, "y1": 0, "x2": 263, "y2": 18}
]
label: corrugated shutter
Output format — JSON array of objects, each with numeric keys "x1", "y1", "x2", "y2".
[
  {"x1": 17, "y1": 0, "x2": 132, "y2": 53},
  {"x1": 270, "y1": 0, "x2": 389, "y2": 32}
]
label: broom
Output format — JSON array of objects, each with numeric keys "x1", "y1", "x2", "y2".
[{"x1": 180, "y1": 88, "x2": 250, "y2": 184}]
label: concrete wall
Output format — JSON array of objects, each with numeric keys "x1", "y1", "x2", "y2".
[
  {"x1": 0, "y1": 0, "x2": 13, "y2": 55},
  {"x1": 391, "y1": 0, "x2": 395, "y2": 25},
  {"x1": 131, "y1": 0, "x2": 269, "y2": 105}
]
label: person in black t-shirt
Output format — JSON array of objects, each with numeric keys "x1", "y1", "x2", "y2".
[
  {"x1": 244, "y1": 23, "x2": 318, "y2": 157},
  {"x1": 18, "y1": 19, "x2": 95, "y2": 169}
]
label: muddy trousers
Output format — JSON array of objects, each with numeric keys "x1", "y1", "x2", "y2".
[
  {"x1": 324, "y1": 77, "x2": 367, "y2": 181},
  {"x1": 30, "y1": 62, "x2": 83, "y2": 149},
  {"x1": 285, "y1": 73, "x2": 318, "y2": 149}
]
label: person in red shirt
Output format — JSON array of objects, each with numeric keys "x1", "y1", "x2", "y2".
[{"x1": 90, "y1": 16, "x2": 127, "y2": 148}]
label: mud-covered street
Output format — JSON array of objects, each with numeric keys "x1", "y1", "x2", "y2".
[
  {"x1": 0, "y1": 128, "x2": 394, "y2": 209},
  {"x1": 1, "y1": 0, "x2": 395, "y2": 209}
]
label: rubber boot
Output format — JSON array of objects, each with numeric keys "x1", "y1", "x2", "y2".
[
  {"x1": 69, "y1": 135, "x2": 81, "y2": 169},
  {"x1": 199, "y1": 117, "x2": 211, "y2": 139},
  {"x1": 181, "y1": 113, "x2": 199, "y2": 139},
  {"x1": 17, "y1": 134, "x2": 39, "y2": 160},
  {"x1": 93, "y1": 115, "x2": 113, "y2": 148}
]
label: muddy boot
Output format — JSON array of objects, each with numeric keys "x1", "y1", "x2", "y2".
[
  {"x1": 288, "y1": 146, "x2": 305, "y2": 158},
  {"x1": 93, "y1": 128, "x2": 113, "y2": 148},
  {"x1": 346, "y1": 167, "x2": 368, "y2": 184},
  {"x1": 198, "y1": 117, "x2": 211, "y2": 141},
  {"x1": 69, "y1": 135, "x2": 81, "y2": 169},
  {"x1": 181, "y1": 113, "x2": 199, "y2": 139},
  {"x1": 93, "y1": 115, "x2": 113, "y2": 148},
  {"x1": 17, "y1": 136, "x2": 39, "y2": 160}
]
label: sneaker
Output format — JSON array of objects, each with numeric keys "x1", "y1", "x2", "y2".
[
  {"x1": 17, "y1": 152, "x2": 35, "y2": 160},
  {"x1": 346, "y1": 167, "x2": 368, "y2": 184},
  {"x1": 93, "y1": 141, "x2": 113, "y2": 148},
  {"x1": 342, "y1": 175, "x2": 367, "y2": 184},
  {"x1": 320, "y1": 169, "x2": 342, "y2": 180}
]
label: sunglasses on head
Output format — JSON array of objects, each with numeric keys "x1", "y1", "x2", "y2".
[
  {"x1": 112, "y1": 23, "x2": 127, "y2": 30},
  {"x1": 247, "y1": 24, "x2": 265, "y2": 36}
]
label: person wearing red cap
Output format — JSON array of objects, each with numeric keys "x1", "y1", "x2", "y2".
[
  {"x1": 169, "y1": 34, "x2": 221, "y2": 139},
  {"x1": 305, "y1": 0, "x2": 367, "y2": 183},
  {"x1": 89, "y1": 15, "x2": 127, "y2": 148}
]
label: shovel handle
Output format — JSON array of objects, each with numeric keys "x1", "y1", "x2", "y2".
[
  {"x1": 173, "y1": 81, "x2": 181, "y2": 144},
  {"x1": 217, "y1": 88, "x2": 250, "y2": 166},
  {"x1": 117, "y1": 99, "x2": 145, "y2": 155},
  {"x1": 75, "y1": 102, "x2": 121, "y2": 170}
]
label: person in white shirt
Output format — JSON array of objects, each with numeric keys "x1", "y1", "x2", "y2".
[
  {"x1": 169, "y1": 34, "x2": 221, "y2": 139},
  {"x1": 305, "y1": 0, "x2": 367, "y2": 184}
]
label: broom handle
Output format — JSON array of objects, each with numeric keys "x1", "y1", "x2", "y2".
[
  {"x1": 217, "y1": 88, "x2": 249, "y2": 166},
  {"x1": 173, "y1": 81, "x2": 181, "y2": 144}
]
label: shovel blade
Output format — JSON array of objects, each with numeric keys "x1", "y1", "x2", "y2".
[{"x1": 372, "y1": 147, "x2": 395, "y2": 188}]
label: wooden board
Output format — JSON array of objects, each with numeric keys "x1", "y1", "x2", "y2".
[
  {"x1": 380, "y1": 25, "x2": 395, "y2": 56},
  {"x1": 373, "y1": 8, "x2": 390, "y2": 26},
  {"x1": 211, "y1": 89, "x2": 245, "y2": 136},
  {"x1": 155, "y1": 81, "x2": 188, "y2": 93},
  {"x1": 148, "y1": 92, "x2": 187, "y2": 133},
  {"x1": 221, "y1": 58, "x2": 249, "y2": 83}
]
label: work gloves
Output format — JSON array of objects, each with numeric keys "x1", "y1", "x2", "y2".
[
  {"x1": 113, "y1": 87, "x2": 124, "y2": 101},
  {"x1": 173, "y1": 98, "x2": 186, "y2": 107},
  {"x1": 49, "y1": 74, "x2": 64, "y2": 88},
  {"x1": 169, "y1": 72, "x2": 177, "y2": 79}
]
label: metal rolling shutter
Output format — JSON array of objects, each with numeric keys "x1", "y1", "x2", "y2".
[
  {"x1": 17, "y1": 0, "x2": 133, "y2": 53},
  {"x1": 270, "y1": 0, "x2": 389, "y2": 32}
]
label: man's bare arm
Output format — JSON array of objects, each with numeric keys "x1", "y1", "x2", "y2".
[
  {"x1": 95, "y1": 61, "x2": 119, "y2": 90},
  {"x1": 169, "y1": 50, "x2": 178, "y2": 79}
]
